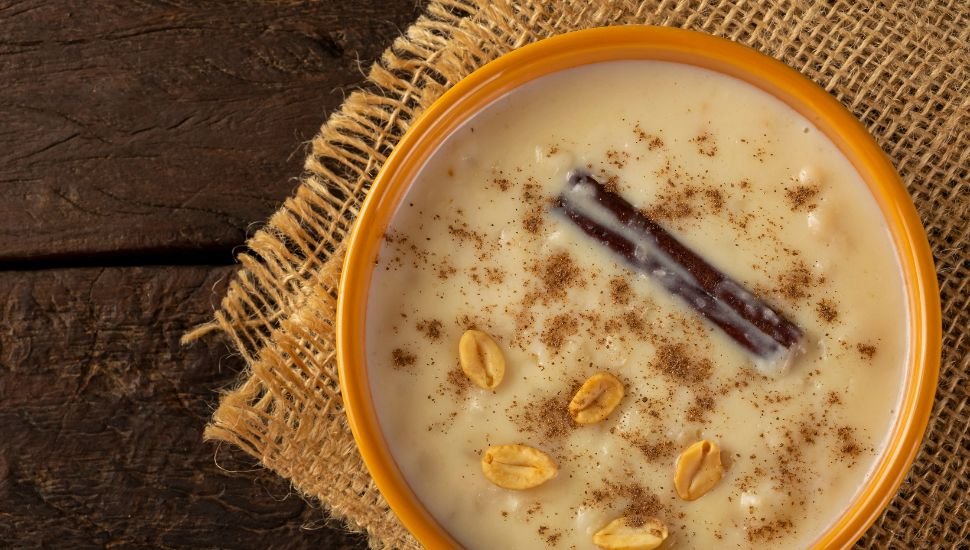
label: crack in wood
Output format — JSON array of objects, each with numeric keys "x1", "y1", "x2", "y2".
[{"x1": 0, "y1": 246, "x2": 240, "y2": 271}]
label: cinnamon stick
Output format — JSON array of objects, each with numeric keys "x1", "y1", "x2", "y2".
[{"x1": 555, "y1": 171, "x2": 804, "y2": 364}]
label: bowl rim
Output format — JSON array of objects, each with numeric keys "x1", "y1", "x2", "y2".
[{"x1": 337, "y1": 26, "x2": 941, "y2": 550}]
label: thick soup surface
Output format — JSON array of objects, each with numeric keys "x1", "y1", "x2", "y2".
[{"x1": 365, "y1": 61, "x2": 907, "y2": 549}]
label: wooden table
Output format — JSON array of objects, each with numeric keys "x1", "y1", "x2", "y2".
[{"x1": 0, "y1": 2, "x2": 422, "y2": 546}]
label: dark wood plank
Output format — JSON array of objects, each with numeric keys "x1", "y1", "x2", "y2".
[
  {"x1": 0, "y1": 0, "x2": 423, "y2": 263},
  {"x1": 0, "y1": 266, "x2": 367, "y2": 548}
]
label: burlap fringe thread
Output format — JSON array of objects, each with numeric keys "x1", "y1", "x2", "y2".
[{"x1": 183, "y1": 1, "x2": 969, "y2": 548}]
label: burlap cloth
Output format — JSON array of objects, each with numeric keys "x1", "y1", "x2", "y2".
[{"x1": 183, "y1": 0, "x2": 968, "y2": 547}]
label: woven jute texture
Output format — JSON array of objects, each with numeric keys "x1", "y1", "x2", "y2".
[{"x1": 186, "y1": 0, "x2": 968, "y2": 548}]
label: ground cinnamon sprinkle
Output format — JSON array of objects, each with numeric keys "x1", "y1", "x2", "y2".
[
  {"x1": 609, "y1": 277, "x2": 632, "y2": 305},
  {"x1": 590, "y1": 482, "x2": 664, "y2": 528},
  {"x1": 799, "y1": 422, "x2": 820, "y2": 444},
  {"x1": 456, "y1": 314, "x2": 479, "y2": 330},
  {"x1": 645, "y1": 187, "x2": 696, "y2": 221},
  {"x1": 651, "y1": 343, "x2": 713, "y2": 383},
  {"x1": 603, "y1": 317, "x2": 623, "y2": 334},
  {"x1": 623, "y1": 434, "x2": 675, "y2": 462},
  {"x1": 746, "y1": 519, "x2": 794, "y2": 542},
  {"x1": 771, "y1": 428, "x2": 807, "y2": 489},
  {"x1": 776, "y1": 261, "x2": 820, "y2": 301},
  {"x1": 622, "y1": 310, "x2": 648, "y2": 337},
  {"x1": 445, "y1": 366, "x2": 470, "y2": 396},
  {"x1": 606, "y1": 149, "x2": 630, "y2": 169},
  {"x1": 837, "y1": 426, "x2": 862, "y2": 459},
  {"x1": 536, "y1": 525, "x2": 562, "y2": 545},
  {"x1": 416, "y1": 319, "x2": 443, "y2": 340},
  {"x1": 691, "y1": 132, "x2": 718, "y2": 156},
  {"x1": 857, "y1": 342, "x2": 877, "y2": 359},
  {"x1": 391, "y1": 348, "x2": 416, "y2": 369},
  {"x1": 704, "y1": 187, "x2": 725, "y2": 212},
  {"x1": 447, "y1": 223, "x2": 486, "y2": 248},
  {"x1": 603, "y1": 175, "x2": 621, "y2": 194},
  {"x1": 522, "y1": 205, "x2": 544, "y2": 234},
  {"x1": 785, "y1": 184, "x2": 820, "y2": 211},
  {"x1": 435, "y1": 262, "x2": 457, "y2": 280},
  {"x1": 816, "y1": 299, "x2": 839, "y2": 323},
  {"x1": 511, "y1": 297, "x2": 538, "y2": 336},
  {"x1": 540, "y1": 313, "x2": 579, "y2": 352},
  {"x1": 521, "y1": 181, "x2": 541, "y2": 202},
  {"x1": 826, "y1": 391, "x2": 843, "y2": 406},
  {"x1": 632, "y1": 124, "x2": 666, "y2": 151},
  {"x1": 484, "y1": 266, "x2": 505, "y2": 284},
  {"x1": 493, "y1": 177, "x2": 511, "y2": 191},
  {"x1": 535, "y1": 251, "x2": 583, "y2": 300},
  {"x1": 513, "y1": 392, "x2": 575, "y2": 443},
  {"x1": 686, "y1": 391, "x2": 716, "y2": 423},
  {"x1": 645, "y1": 184, "x2": 725, "y2": 222}
]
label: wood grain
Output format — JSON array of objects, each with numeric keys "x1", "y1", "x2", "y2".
[
  {"x1": 3, "y1": 1, "x2": 963, "y2": 547},
  {"x1": 0, "y1": 266, "x2": 366, "y2": 548},
  {"x1": 0, "y1": 0, "x2": 422, "y2": 264},
  {"x1": 0, "y1": 1, "x2": 426, "y2": 546}
]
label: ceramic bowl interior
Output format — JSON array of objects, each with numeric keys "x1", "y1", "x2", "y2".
[{"x1": 337, "y1": 26, "x2": 941, "y2": 550}]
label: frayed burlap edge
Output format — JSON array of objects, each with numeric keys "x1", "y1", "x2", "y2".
[{"x1": 183, "y1": 0, "x2": 969, "y2": 548}]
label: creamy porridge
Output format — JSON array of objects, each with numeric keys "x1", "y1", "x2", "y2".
[{"x1": 365, "y1": 61, "x2": 907, "y2": 549}]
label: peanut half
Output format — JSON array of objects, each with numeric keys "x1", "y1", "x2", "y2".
[
  {"x1": 458, "y1": 329, "x2": 506, "y2": 389},
  {"x1": 673, "y1": 439, "x2": 724, "y2": 501},
  {"x1": 481, "y1": 444, "x2": 557, "y2": 490},
  {"x1": 593, "y1": 516, "x2": 668, "y2": 550},
  {"x1": 568, "y1": 372, "x2": 624, "y2": 425}
]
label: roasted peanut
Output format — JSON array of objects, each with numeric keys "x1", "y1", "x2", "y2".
[
  {"x1": 458, "y1": 329, "x2": 506, "y2": 389},
  {"x1": 593, "y1": 516, "x2": 668, "y2": 550},
  {"x1": 480, "y1": 444, "x2": 557, "y2": 490},
  {"x1": 674, "y1": 439, "x2": 724, "y2": 501},
  {"x1": 568, "y1": 372, "x2": 624, "y2": 425}
]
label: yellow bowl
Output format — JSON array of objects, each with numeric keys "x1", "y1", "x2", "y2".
[{"x1": 337, "y1": 26, "x2": 940, "y2": 549}]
